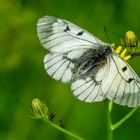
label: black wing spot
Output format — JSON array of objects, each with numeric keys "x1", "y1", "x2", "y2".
[
  {"x1": 127, "y1": 78, "x2": 134, "y2": 83},
  {"x1": 77, "y1": 31, "x2": 83, "y2": 36},
  {"x1": 122, "y1": 66, "x2": 127, "y2": 72},
  {"x1": 64, "y1": 25, "x2": 70, "y2": 32}
]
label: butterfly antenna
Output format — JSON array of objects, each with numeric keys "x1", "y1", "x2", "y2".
[{"x1": 104, "y1": 25, "x2": 112, "y2": 44}]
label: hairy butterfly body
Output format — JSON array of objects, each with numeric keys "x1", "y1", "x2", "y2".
[{"x1": 37, "y1": 16, "x2": 140, "y2": 107}]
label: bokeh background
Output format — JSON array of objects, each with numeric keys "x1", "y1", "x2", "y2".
[{"x1": 1, "y1": 0, "x2": 140, "y2": 140}]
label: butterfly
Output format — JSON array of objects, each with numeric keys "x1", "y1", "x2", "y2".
[{"x1": 37, "y1": 16, "x2": 140, "y2": 107}]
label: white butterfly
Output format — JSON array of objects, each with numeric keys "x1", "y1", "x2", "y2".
[{"x1": 37, "y1": 16, "x2": 140, "y2": 107}]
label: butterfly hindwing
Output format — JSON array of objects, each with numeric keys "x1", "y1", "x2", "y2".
[
  {"x1": 71, "y1": 60, "x2": 109, "y2": 102},
  {"x1": 44, "y1": 48, "x2": 89, "y2": 83},
  {"x1": 44, "y1": 53, "x2": 73, "y2": 83}
]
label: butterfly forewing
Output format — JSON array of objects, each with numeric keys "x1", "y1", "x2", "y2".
[
  {"x1": 37, "y1": 16, "x2": 104, "y2": 53},
  {"x1": 112, "y1": 54, "x2": 140, "y2": 107},
  {"x1": 102, "y1": 54, "x2": 140, "y2": 107}
]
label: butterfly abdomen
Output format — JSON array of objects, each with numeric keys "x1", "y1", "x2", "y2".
[{"x1": 72, "y1": 46, "x2": 112, "y2": 79}]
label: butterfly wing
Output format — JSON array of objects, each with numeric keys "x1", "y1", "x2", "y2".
[
  {"x1": 71, "y1": 53, "x2": 140, "y2": 107},
  {"x1": 38, "y1": 16, "x2": 105, "y2": 83},
  {"x1": 37, "y1": 16, "x2": 104, "y2": 53},
  {"x1": 71, "y1": 59, "x2": 110, "y2": 102},
  {"x1": 103, "y1": 54, "x2": 140, "y2": 107},
  {"x1": 44, "y1": 49, "x2": 89, "y2": 83}
]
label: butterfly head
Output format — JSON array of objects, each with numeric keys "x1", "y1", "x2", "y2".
[{"x1": 104, "y1": 43, "x2": 114, "y2": 52}]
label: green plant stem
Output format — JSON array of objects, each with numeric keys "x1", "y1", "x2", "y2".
[
  {"x1": 105, "y1": 100, "x2": 139, "y2": 140},
  {"x1": 105, "y1": 100, "x2": 113, "y2": 140},
  {"x1": 112, "y1": 107, "x2": 139, "y2": 130},
  {"x1": 42, "y1": 116, "x2": 85, "y2": 140}
]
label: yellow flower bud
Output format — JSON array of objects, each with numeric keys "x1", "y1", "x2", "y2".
[
  {"x1": 122, "y1": 31, "x2": 138, "y2": 48},
  {"x1": 31, "y1": 98, "x2": 48, "y2": 119}
]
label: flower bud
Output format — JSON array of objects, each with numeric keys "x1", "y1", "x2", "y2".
[
  {"x1": 122, "y1": 31, "x2": 138, "y2": 48},
  {"x1": 31, "y1": 98, "x2": 48, "y2": 119}
]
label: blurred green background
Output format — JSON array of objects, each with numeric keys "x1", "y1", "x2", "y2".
[{"x1": 1, "y1": 0, "x2": 140, "y2": 140}]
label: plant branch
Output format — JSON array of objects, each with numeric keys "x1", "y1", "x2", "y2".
[
  {"x1": 112, "y1": 107, "x2": 139, "y2": 130},
  {"x1": 105, "y1": 100, "x2": 113, "y2": 140},
  {"x1": 42, "y1": 116, "x2": 85, "y2": 140}
]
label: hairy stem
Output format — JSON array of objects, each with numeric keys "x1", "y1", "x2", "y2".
[
  {"x1": 105, "y1": 100, "x2": 113, "y2": 140},
  {"x1": 42, "y1": 116, "x2": 85, "y2": 140}
]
